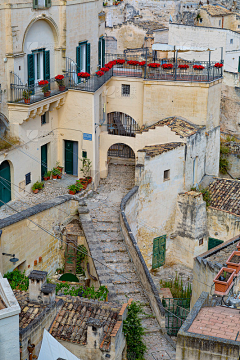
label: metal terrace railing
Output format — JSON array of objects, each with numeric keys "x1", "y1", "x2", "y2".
[{"x1": 9, "y1": 55, "x2": 223, "y2": 104}]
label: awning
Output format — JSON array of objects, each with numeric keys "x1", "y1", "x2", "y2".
[
  {"x1": 38, "y1": 329, "x2": 81, "y2": 360},
  {"x1": 152, "y1": 44, "x2": 216, "y2": 52}
]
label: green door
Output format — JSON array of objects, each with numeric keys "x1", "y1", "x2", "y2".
[
  {"x1": 238, "y1": 57, "x2": 240, "y2": 72},
  {"x1": 65, "y1": 140, "x2": 74, "y2": 175},
  {"x1": 152, "y1": 235, "x2": 166, "y2": 269},
  {"x1": 0, "y1": 161, "x2": 11, "y2": 207},
  {"x1": 41, "y1": 144, "x2": 48, "y2": 180},
  {"x1": 208, "y1": 237, "x2": 224, "y2": 251}
]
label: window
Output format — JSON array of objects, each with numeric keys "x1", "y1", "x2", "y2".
[
  {"x1": 82, "y1": 151, "x2": 87, "y2": 158},
  {"x1": 33, "y1": 0, "x2": 51, "y2": 9},
  {"x1": 98, "y1": 37, "x2": 105, "y2": 68},
  {"x1": 122, "y1": 84, "x2": 130, "y2": 96},
  {"x1": 238, "y1": 25, "x2": 240, "y2": 29},
  {"x1": 164, "y1": 169, "x2": 170, "y2": 181},
  {"x1": 199, "y1": 18, "x2": 203, "y2": 23},
  {"x1": 41, "y1": 112, "x2": 49, "y2": 125},
  {"x1": 76, "y1": 42, "x2": 90, "y2": 74},
  {"x1": 25, "y1": 172, "x2": 31, "y2": 185},
  {"x1": 199, "y1": 238, "x2": 203, "y2": 246},
  {"x1": 219, "y1": 19, "x2": 221, "y2": 26},
  {"x1": 230, "y1": 38, "x2": 233, "y2": 44},
  {"x1": 27, "y1": 49, "x2": 50, "y2": 88}
]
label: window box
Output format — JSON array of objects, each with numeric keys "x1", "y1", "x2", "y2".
[
  {"x1": 213, "y1": 267, "x2": 236, "y2": 293},
  {"x1": 226, "y1": 251, "x2": 240, "y2": 274}
]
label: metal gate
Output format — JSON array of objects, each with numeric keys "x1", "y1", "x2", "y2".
[
  {"x1": 162, "y1": 298, "x2": 190, "y2": 336},
  {"x1": 108, "y1": 143, "x2": 135, "y2": 159},
  {"x1": 107, "y1": 112, "x2": 140, "y2": 137},
  {"x1": 152, "y1": 235, "x2": 166, "y2": 269}
]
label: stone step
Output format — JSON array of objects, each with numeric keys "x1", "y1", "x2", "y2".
[
  {"x1": 102, "y1": 248, "x2": 127, "y2": 254},
  {"x1": 104, "y1": 258, "x2": 131, "y2": 264}
]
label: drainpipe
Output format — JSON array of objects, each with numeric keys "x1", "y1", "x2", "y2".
[
  {"x1": 27, "y1": 344, "x2": 35, "y2": 360},
  {"x1": 222, "y1": 16, "x2": 224, "y2": 28}
]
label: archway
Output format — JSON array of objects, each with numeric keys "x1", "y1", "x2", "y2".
[
  {"x1": 108, "y1": 143, "x2": 135, "y2": 159},
  {"x1": 0, "y1": 161, "x2": 11, "y2": 207},
  {"x1": 107, "y1": 112, "x2": 140, "y2": 137}
]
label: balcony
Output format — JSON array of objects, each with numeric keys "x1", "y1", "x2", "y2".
[{"x1": 9, "y1": 55, "x2": 223, "y2": 105}]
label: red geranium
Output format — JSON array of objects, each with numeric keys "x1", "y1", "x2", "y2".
[
  {"x1": 161, "y1": 63, "x2": 173, "y2": 69},
  {"x1": 178, "y1": 64, "x2": 189, "y2": 69},
  {"x1": 138, "y1": 61, "x2": 146, "y2": 66},
  {"x1": 38, "y1": 80, "x2": 49, "y2": 86},
  {"x1": 105, "y1": 63, "x2": 113, "y2": 69},
  {"x1": 55, "y1": 75, "x2": 64, "y2": 80},
  {"x1": 193, "y1": 65, "x2": 205, "y2": 70},
  {"x1": 127, "y1": 60, "x2": 140, "y2": 66},
  {"x1": 96, "y1": 70, "x2": 105, "y2": 77},
  {"x1": 100, "y1": 67, "x2": 109, "y2": 72},
  {"x1": 116, "y1": 59, "x2": 125, "y2": 64},
  {"x1": 214, "y1": 63, "x2": 223, "y2": 68},
  {"x1": 77, "y1": 72, "x2": 90, "y2": 78},
  {"x1": 108, "y1": 60, "x2": 117, "y2": 66},
  {"x1": 148, "y1": 63, "x2": 160, "y2": 68}
]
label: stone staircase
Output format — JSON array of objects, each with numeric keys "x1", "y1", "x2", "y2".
[{"x1": 83, "y1": 164, "x2": 176, "y2": 360}]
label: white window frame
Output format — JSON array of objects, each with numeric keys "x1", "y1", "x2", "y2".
[
  {"x1": 80, "y1": 43, "x2": 87, "y2": 72},
  {"x1": 34, "y1": 52, "x2": 44, "y2": 84}
]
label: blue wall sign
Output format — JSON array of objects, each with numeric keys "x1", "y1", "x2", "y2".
[{"x1": 83, "y1": 133, "x2": 92, "y2": 141}]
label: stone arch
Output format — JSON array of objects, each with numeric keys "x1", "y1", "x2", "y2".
[
  {"x1": 0, "y1": 113, "x2": 9, "y2": 136},
  {"x1": 107, "y1": 143, "x2": 135, "y2": 159},
  {"x1": 22, "y1": 15, "x2": 59, "y2": 53}
]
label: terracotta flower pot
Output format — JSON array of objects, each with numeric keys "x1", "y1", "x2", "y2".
[
  {"x1": 69, "y1": 190, "x2": 76, "y2": 195},
  {"x1": 86, "y1": 176, "x2": 92, "y2": 184},
  {"x1": 24, "y1": 98, "x2": 30, "y2": 104},
  {"x1": 57, "y1": 175, "x2": 62, "y2": 179},
  {"x1": 52, "y1": 175, "x2": 58, "y2": 180},
  {"x1": 226, "y1": 251, "x2": 240, "y2": 274},
  {"x1": 33, "y1": 189, "x2": 39, "y2": 194},
  {"x1": 237, "y1": 241, "x2": 240, "y2": 251},
  {"x1": 59, "y1": 85, "x2": 66, "y2": 91},
  {"x1": 44, "y1": 91, "x2": 51, "y2": 97},
  {"x1": 213, "y1": 267, "x2": 236, "y2": 293},
  {"x1": 57, "y1": 166, "x2": 63, "y2": 173},
  {"x1": 43, "y1": 177, "x2": 48, "y2": 181}
]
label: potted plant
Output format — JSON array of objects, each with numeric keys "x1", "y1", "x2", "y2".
[
  {"x1": 75, "y1": 182, "x2": 83, "y2": 193},
  {"x1": 68, "y1": 184, "x2": 76, "y2": 195},
  {"x1": 213, "y1": 267, "x2": 236, "y2": 293},
  {"x1": 22, "y1": 89, "x2": 32, "y2": 104},
  {"x1": 226, "y1": 251, "x2": 240, "y2": 274},
  {"x1": 52, "y1": 168, "x2": 59, "y2": 180},
  {"x1": 86, "y1": 176, "x2": 92, "y2": 184},
  {"x1": 193, "y1": 65, "x2": 205, "y2": 71},
  {"x1": 56, "y1": 161, "x2": 63, "y2": 173},
  {"x1": 43, "y1": 172, "x2": 49, "y2": 181},
  {"x1": 96, "y1": 70, "x2": 105, "y2": 77},
  {"x1": 32, "y1": 184, "x2": 38, "y2": 194},
  {"x1": 237, "y1": 241, "x2": 240, "y2": 251},
  {"x1": 38, "y1": 80, "x2": 50, "y2": 97},
  {"x1": 55, "y1": 75, "x2": 65, "y2": 91},
  {"x1": 80, "y1": 157, "x2": 92, "y2": 181}
]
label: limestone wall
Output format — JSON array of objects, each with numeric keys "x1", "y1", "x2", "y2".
[
  {"x1": 207, "y1": 207, "x2": 240, "y2": 241},
  {"x1": 0, "y1": 197, "x2": 79, "y2": 275}
]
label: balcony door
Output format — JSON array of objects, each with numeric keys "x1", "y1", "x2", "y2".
[
  {"x1": 0, "y1": 161, "x2": 11, "y2": 207},
  {"x1": 41, "y1": 144, "x2": 48, "y2": 180},
  {"x1": 28, "y1": 49, "x2": 50, "y2": 88}
]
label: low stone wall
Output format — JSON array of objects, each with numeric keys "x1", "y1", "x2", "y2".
[{"x1": 120, "y1": 186, "x2": 166, "y2": 330}]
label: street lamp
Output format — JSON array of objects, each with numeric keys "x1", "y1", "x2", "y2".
[{"x1": 2, "y1": 253, "x2": 19, "y2": 263}]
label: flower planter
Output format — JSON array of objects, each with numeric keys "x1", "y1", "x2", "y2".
[
  {"x1": 69, "y1": 190, "x2": 76, "y2": 195},
  {"x1": 43, "y1": 177, "x2": 48, "y2": 181},
  {"x1": 24, "y1": 98, "x2": 30, "y2": 104},
  {"x1": 226, "y1": 251, "x2": 240, "y2": 274},
  {"x1": 86, "y1": 176, "x2": 92, "y2": 184},
  {"x1": 57, "y1": 175, "x2": 62, "y2": 179},
  {"x1": 57, "y1": 166, "x2": 63, "y2": 173},
  {"x1": 44, "y1": 91, "x2": 51, "y2": 97},
  {"x1": 33, "y1": 189, "x2": 39, "y2": 194},
  {"x1": 52, "y1": 175, "x2": 58, "y2": 180},
  {"x1": 237, "y1": 241, "x2": 240, "y2": 251},
  {"x1": 59, "y1": 85, "x2": 66, "y2": 91},
  {"x1": 213, "y1": 267, "x2": 236, "y2": 293}
]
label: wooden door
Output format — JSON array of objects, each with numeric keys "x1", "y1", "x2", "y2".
[{"x1": 152, "y1": 235, "x2": 166, "y2": 269}]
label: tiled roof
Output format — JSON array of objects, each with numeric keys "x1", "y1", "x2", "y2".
[
  {"x1": 201, "y1": 5, "x2": 232, "y2": 16},
  {"x1": 188, "y1": 306, "x2": 240, "y2": 341},
  {"x1": 50, "y1": 296, "x2": 122, "y2": 351},
  {"x1": 140, "y1": 117, "x2": 201, "y2": 137},
  {"x1": 138, "y1": 142, "x2": 184, "y2": 157},
  {"x1": 208, "y1": 178, "x2": 240, "y2": 215}
]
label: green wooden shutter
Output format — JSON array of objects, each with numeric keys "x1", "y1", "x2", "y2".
[
  {"x1": 98, "y1": 40, "x2": 101, "y2": 67},
  {"x1": 238, "y1": 57, "x2": 240, "y2": 73},
  {"x1": 152, "y1": 235, "x2": 166, "y2": 269},
  {"x1": 43, "y1": 50, "x2": 50, "y2": 81},
  {"x1": 33, "y1": 0, "x2": 38, "y2": 9},
  {"x1": 76, "y1": 46, "x2": 81, "y2": 72},
  {"x1": 45, "y1": 0, "x2": 51, "y2": 7},
  {"x1": 86, "y1": 43, "x2": 91, "y2": 74},
  {"x1": 102, "y1": 38, "x2": 105, "y2": 67},
  {"x1": 208, "y1": 237, "x2": 224, "y2": 251},
  {"x1": 28, "y1": 54, "x2": 35, "y2": 88}
]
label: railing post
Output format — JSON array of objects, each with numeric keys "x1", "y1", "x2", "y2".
[
  {"x1": 174, "y1": 50, "x2": 178, "y2": 81},
  {"x1": 144, "y1": 48, "x2": 148, "y2": 79}
]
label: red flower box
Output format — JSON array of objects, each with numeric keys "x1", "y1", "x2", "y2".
[
  {"x1": 193, "y1": 65, "x2": 205, "y2": 70},
  {"x1": 138, "y1": 61, "x2": 146, "y2": 66},
  {"x1": 178, "y1": 64, "x2": 189, "y2": 69},
  {"x1": 127, "y1": 60, "x2": 140, "y2": 66},
  {"x1": 213, "y1": 267, "x2": 236, "y2": 293},
  {"x1": 96, "y1": 70, "x2": 105, "y2": 77},
  {"x1": 105, "y1": 63, "x2": 113, "y2": 69},
  {"x1": 116, "y1": 59, "x2": 125, "y2": 64},
  {"x1": 77, "y1": 72, "x2": 90, "y2": 78},
  {"x1": 161, "y1": 63, "x2": 173, "y2": 69},
  {"x1": 100, "y1": 67, "x2": 110, "y2": 72},
  {"x1": 148, "y1": 63, "x2": 160, "y2": 68},
  {"x1": 214, "y1": 62, "x2": 223, "y2": 68}
]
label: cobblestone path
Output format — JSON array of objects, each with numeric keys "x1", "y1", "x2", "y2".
[{"x1": 86, "y1": 164, "x2": 176, "y2": 360}]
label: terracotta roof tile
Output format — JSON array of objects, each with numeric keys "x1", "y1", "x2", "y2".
[
  {"x1": 138, "y1": 142, "x2": 184, "y2": 157},
  {"x1": 201, "y1": 5, "x2": 232, "y2": 16},
  {"x1": 208, "y1": 178, "x2": 240, "y2": 215}
]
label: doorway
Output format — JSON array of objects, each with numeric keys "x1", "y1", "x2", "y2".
[
  {"x1": 41, "y1": 144, "x2": 48, "y2": 180},
  {"x1": 0, "y1": 161, "x2": 11, "y2": 207},
  {"x1": 65, "y1": 140, "x2": 78, "y2": 176}
]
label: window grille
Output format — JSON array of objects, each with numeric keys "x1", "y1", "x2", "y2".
[
  {"x1": 25, "y1": 173, "x2": 31, "y2": 185},
  {"x1": 122, "y1": 84, "x2": 130, "y2": 97}
]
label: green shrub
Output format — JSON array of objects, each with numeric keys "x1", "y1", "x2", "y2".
[
  {"x1": 76, "y1": 245, "x2": 87, "y2": 275},
  {"x1": 219, "y1": 156, "x2": 229, "y2": 174},
  {"x1": 55, "y1": 283, "x2": 108, "y2": 300},
  {"x1": 160, "y1": 273, "x2": 192, "y2": 299},
  {"x1": 191, "y1": 187, "x2": 211, "y2": 207},
  {"x1": 4, "y1": 269, "x2": 29, "y2": 291},
  {"x1": 220, "y1": 145, "x2": 230, "y2": 154}
]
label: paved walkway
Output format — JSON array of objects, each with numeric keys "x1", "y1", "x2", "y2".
[{"x1": 86, "y1": 164, "x2": 176, "y2": 360}]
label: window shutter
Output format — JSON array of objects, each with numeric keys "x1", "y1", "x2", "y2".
[
  {"x1": 43, "y1": 50, "x2": 50, "y2": 81},
  {"x1": 102, "y1": 38, "x2": 105, "y2": 67},
  {"x1": 45, "y1": 0, "x2": 51, "y2": 7},
  {"x1": 98, "y1": 40, "x2": 101, "y2": 67},
  {"x1": 28, "y1": 54, "x2": 35, "y2": 90},
  {"x1": 33, "y1": 0, "x2": 38, "y2": 9},
  {"x1": 86, "y1": 43, "x2": 91, "y2": 74},
  {"x1": 76, "y1": 46, "x2": 81, "y2": 72}
]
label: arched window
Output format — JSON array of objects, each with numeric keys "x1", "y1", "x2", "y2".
[{"x1": 107, "y1": 112, "x2": 140, "y2": 137}]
